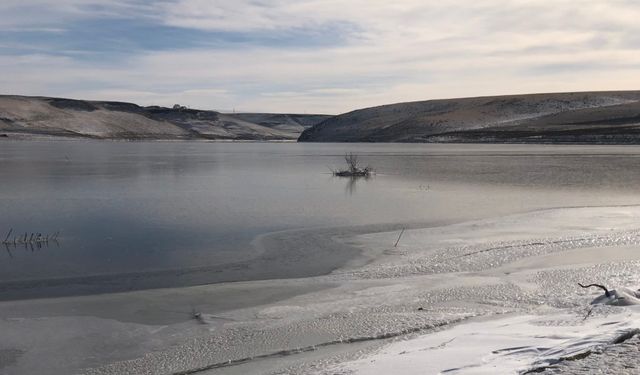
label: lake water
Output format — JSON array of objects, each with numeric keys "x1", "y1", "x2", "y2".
[{"x1": 3, "y1": 141, "x2": 640, "y2": 299}]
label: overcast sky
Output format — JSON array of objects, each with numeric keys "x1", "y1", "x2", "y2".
[{"x1": 1, "y1": 0, "x2": 639, "y2": 114}]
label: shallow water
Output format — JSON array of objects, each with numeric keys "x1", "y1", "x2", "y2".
[{"x1": 3, "y1": 141, "x2": 640, "y2": 297}]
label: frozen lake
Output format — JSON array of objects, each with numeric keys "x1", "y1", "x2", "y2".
[{"x1": 3, "y1": 141, "x2": 640, "y2": 298}]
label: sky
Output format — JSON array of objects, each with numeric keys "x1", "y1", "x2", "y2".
[{"x1": 1, "y1": 0, "x2": 640, "y2": 114}]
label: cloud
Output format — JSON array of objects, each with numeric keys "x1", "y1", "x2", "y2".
[
  {"x1": 2, "y1": 1, "x2": 640, "y2": 113},
  {"x1": 0, "y1": 1, "x2": 149, "y2": 30}
]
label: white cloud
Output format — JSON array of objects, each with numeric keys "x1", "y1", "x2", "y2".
[
  {"x1": 2, "y1": 1, "x2": 640, "y2": 113},
  {"x1": 0, "y1": 0, "x2": 157, "y2": 30}
]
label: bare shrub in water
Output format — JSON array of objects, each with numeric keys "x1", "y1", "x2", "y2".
[{"x1": 333, "y1": 153, "x2": 372, "y2": 177}]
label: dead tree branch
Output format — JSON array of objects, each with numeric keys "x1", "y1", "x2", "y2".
[
  {"x1": 578, "y1": 283, "x2": 611, "y2": 297},
  {"x1": 333, "y1": 153, "x2": 372, "y2": 177}
]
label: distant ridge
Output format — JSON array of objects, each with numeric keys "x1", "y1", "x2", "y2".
[
  {"x1": 299, "y1": 91, "x2": 640, "y2": 144},
  {"x1": 0, "y1": 95, "x2": 330, "y2": 140}
]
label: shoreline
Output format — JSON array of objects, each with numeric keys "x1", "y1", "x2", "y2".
[
  {"x1": 0, "y1": 133, "x2": 300, "y2": 142},
  {"x1": 4, "y1": 206, "x2": 640, "y2": 374},
  {"x1": 9, "y1": 134, "x2": 640, "y2": 147}
]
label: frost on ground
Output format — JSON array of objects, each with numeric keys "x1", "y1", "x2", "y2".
[
  {"x1": 324, "y1": 307, "x2": 640, "y2": 375},
  {"x1": 4, "y1": 206, "x2": 640, "y2": 374},
  {"x1": 536, "y1": 334, "x2": 640, "y2": 374}
]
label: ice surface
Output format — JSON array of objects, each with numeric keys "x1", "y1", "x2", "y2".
[
  {"x1": 328, "y1": 308, "x2": 640, "y2": 375},
  {"x1": 4, "y1": 206, "x2": 640, "y2": 374}
]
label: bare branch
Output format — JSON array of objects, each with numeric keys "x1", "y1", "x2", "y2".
[
  {"x1": 334, "y1": 153, "x2": 372, "y2": 177},
  {"x1": 578, "y1": 283, "x2": 611, "y2": 297},
  {"x1": 394, "y1": 228, "x2": 405, "y2": 247},
  {"x1": 4, "y1": 228, "x2": 12, "y2": 243}
]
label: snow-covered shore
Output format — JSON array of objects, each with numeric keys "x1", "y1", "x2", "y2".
[
  {"x1": 331, "y1": 308, "x2": 640, "y2": 374},
  {"x1": 4, "y1": 205, "x2": 640, "y2": 374}
]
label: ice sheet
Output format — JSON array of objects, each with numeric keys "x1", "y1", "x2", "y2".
[{"x1": 4, "y1": 206, "x2": 640, "y2": 374}]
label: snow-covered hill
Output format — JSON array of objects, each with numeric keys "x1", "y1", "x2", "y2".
[
  {"x1": 299, "y1": 91, "x2": 640, "y2": 143},
  {"x1": 0, "y1": 95, "x2": 330, "y2": 140}
]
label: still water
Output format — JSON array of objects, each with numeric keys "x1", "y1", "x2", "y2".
[{"x1": 2, "y1": 141, "x2": 640, "y2": 298}]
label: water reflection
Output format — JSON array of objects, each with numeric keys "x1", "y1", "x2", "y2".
[
  {"x1": 4, "y1": 238, "x2": 59, "y2": 258},
  {"x1": 0, "y1": 141, "x2": 218, "y2": 192},
  {"x1": 340, "y1": 175, "x2": 372, "y2": 195},
  {"x1": 2, "y1": 229, "x2": 60, "y2": 257},
  {"x1": 4, "y1": 141, "x2": 640, "y2": 298}
]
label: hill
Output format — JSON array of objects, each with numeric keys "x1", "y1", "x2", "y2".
[
  {"x1": 0, "y1": 95, "x2": 330, "y2": 140},
  {"x1": 298, "y1": 91, "x2": 640, "y2": 143}
]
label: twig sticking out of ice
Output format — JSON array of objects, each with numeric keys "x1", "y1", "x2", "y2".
[
  {"x1": 578, "y1": 283, "x2": 611, "y2": 297},
  {"x1": 394, "y1": 228, "x2": 405, "y2": 248}
]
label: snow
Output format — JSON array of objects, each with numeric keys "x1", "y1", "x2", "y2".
[
  {"x1": 5, "y1": 206, "x2": 640, "y2": 374},
  {"x1": 330, "y1": 307, "x2": 640, "y2": 374}
]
